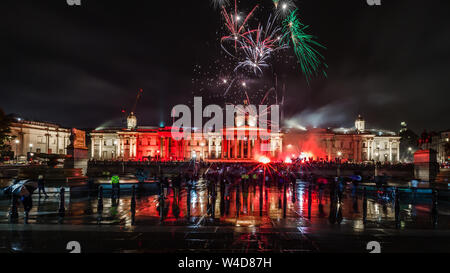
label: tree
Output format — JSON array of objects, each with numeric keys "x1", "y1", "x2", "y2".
[
  {"x1": 399, "y1": 128, "x2": 419, "y2": 162},
  {"x1": 0, "y1": 109, "x2": 15, "y2": 158}
]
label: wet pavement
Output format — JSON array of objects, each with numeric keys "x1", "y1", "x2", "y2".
[{"x1": 1, "y1": 178, "x2": 450, "y2": 253}]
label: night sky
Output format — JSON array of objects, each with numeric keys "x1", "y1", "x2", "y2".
[{"x1": 1, "y1": 0, "x2": 449, "y2": 133}]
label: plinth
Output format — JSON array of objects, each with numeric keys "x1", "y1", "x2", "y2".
[{"x1": 414, "y1": 149, "x2": 439, "y2": 182}]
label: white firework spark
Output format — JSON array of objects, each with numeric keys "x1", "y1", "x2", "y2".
[{"x1": 234, "y1": 16, "x2": 288, "y2": 76}]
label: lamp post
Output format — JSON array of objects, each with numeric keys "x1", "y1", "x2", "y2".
[
  {"x1": 337, "y1": 151, "x2": 342, "y2": 177},
  {"x1": 29, "y1": 143, "x2": 33, "y2": 153}
]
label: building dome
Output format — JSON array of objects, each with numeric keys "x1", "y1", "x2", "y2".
[
  {"x1": 127, "y1": 112, "x2": 137, "y2": 130},
  {"x1": 355, "y1": 114, "x2": 365, "y2": 132}
]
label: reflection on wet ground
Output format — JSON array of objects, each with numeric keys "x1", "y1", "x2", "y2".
[{"x1": 1, "y1": 179, "x2": 450, "y2": 252}]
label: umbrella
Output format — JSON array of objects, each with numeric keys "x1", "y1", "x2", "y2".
[
  {"x1": 7, "y1": 180, "x2": 37, "y2": 197},
  {"x1": 350, "y1": 175, "x2": 362, "y2": 181}
]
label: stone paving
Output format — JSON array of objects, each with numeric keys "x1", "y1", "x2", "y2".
[{"x1": 0, "y1": 179, "x2": 449, "y2": 253}]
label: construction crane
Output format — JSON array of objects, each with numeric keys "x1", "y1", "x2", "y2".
[{"x1": 121, "y1": 88, "x2": 143, "y2": 115}]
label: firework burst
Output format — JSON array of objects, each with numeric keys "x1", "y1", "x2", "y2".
[
  {"x1": 282, "y1": 9, "x2": 327, "y2": 82},
  {"x1": 235, "y1": 16, "x2": 288, "y2": 76}
]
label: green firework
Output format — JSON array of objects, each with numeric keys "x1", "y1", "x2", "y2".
[{"x1": 282, "y1": 9, "x2": 327, "y2": 82}]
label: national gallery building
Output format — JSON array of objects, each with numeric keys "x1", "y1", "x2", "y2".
[{"x1": 89, "y1": 113, "x2": 401, "y2": 163}]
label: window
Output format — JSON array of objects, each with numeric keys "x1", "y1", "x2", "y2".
[{"x1": 150, "y1": 138, "x2": 157, "y2": 145}]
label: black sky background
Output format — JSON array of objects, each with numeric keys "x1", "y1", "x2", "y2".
[{"x1": 1, "y1": 0, "x2": 449, "y2": 132}]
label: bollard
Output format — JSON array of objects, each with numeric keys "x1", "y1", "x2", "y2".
[
  {"x1": 97, "y1": 186, "x2": 103, "y2": 214},
  {"x1": 432, "y1": 189, "x2": 438, "y2": 228},
  {"x1": 211, "y1": 184, "x2": 216, "y2": 219},
  {"x1": 131, "y1": 185, "x2": 136, "y2": 225},
  {"x1": 394, "y1": 187, "x2": 400, "y2": 229},
  {"x1": 363, "y1": 187, "x2": 367, "y2": 225},
  {"x1": 259, "y1": 181, "x2": 263, "y2": 217},
  {"x1": 186, "y1": 185, "x2": 191, "y2": 220},
  {"x1": 308, "y1": 182, "x2": 312, "y2": 219},
  {"x1": 58, "y1": 188, "x2": 66, "y2": 217},
  {"x1": 9, "y1": 193, "x2": 19, "y2": 223},
  {"x1": 159, "y1": 194, "x2": 164, "y2": 222},
  {"x1": 283, "y1": 182, "x2": 287, "y2": 218},
  {"x1": 236, "y1": 183, "x2": 240, "y2": 218}
]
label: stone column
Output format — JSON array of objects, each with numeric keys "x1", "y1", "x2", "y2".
[
  {"x1": 208, "y1": 139, "x2": 212, "y2": 159},
  {"x1": 134, "y1": 136, "x2": 138, "y2": 158},
  {"x1": 221, "y1": 138, "x2": 225, "y2": 159},
  {"x1": 90, "y1": 136, "x2": 94, "y2": 159},
  {"x1": 56, "y1": 132, "x2": 60, "y2": 154},
  {"x1": 99, "y1": 137, "x2": 103, "y2": 159},
  {"x1": 389, "y1": 141, "x2": 393, "y2": 162},
  {"x1": 371, "y1": 140, "x2": 375, "y2": 161},
  {"x1": 46, "y1": 132, "x2": 50, "y2": 154}
]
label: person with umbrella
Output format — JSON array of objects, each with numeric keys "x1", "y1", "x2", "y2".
[
  {"x1": 37, "y1": 174, "x2": 49, "y2": 198},
  {"x1": 111, "y1": 174, "x2": 120, "y2": 199},
  {"x1": 4, "y1": 180, "x2": 37, "y2": 223}
]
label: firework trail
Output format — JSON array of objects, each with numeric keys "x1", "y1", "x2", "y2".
[
  {"x1": 221, "y1": 0, "x2": 259, "y2": 53},
  {"x1": 272, "y1": 0, "x2": 280, "y2": 8},
  {"x1": 282, "y1": 9, "x2": 327, "y2": 82}
]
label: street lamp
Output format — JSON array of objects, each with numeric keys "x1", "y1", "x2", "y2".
[{"x1": 29, "y1": 143, "x2": 33, "y2": 152}]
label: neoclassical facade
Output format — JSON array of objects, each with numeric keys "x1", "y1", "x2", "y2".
[
  {"x1": 9, "y1": 119, "x2": 71, "y2": 158},
  {"x1": 90, "y1": 114, "x2": 401, "y2": 163},
  {"x1": 283, "y1": 115, "x2": 401, "y2": 163},
  {"x1": 90, "y1": 114, "x2": 283, "y2": 161}
]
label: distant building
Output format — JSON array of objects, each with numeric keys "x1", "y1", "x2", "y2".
[
  {"x1": 419, "y1": 130, "x2": 450, "y2": 164},
  {"x1": 283, "y1": 115, "x2": 401, "y2": 163},
  {"x1": 8, "y1": 119, "x2": 71, "y2": 158},
  {"x1": 90, "y1": 113, "x2": 400, "y2": 163}
]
